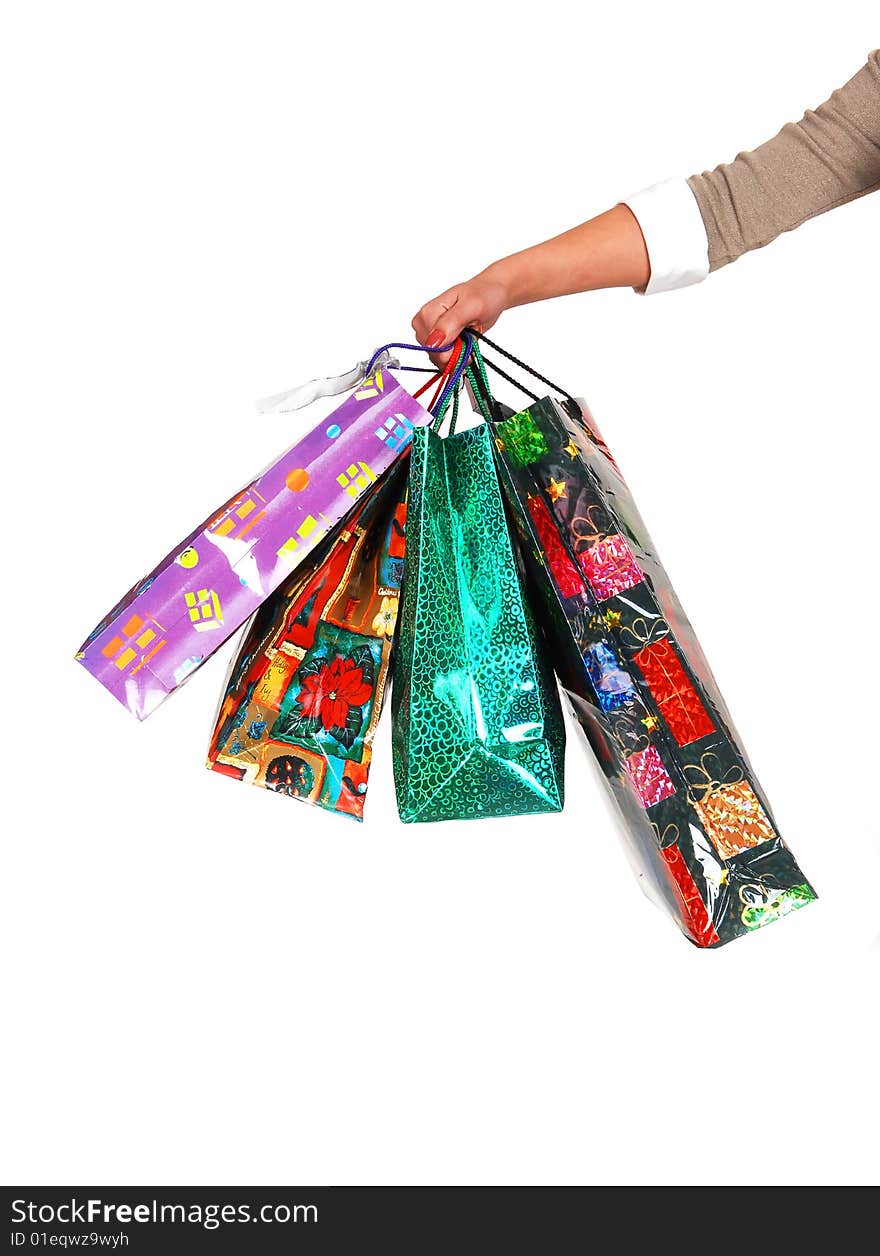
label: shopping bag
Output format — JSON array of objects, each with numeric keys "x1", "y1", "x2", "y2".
[
  {"x1": 392, "y1": 413, "x2": 565, "y2": 823},
  {"x1": 207, "y1": 461, "x2": 407, "y2": 820},
  {"x1": 473, "y1": 338, "x2": 814, "y2": 946},
  {"x1": 76, "y1": 365, "x2": 431, "y2": 719}
]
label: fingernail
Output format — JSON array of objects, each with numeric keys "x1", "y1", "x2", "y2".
[{"x1": 426, "y1": 330, "x2": 445, "y2": 349}]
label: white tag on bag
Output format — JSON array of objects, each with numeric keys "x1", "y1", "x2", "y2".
[{"x1": 256, "y1": 349, "x2": 399, "y2": 414}]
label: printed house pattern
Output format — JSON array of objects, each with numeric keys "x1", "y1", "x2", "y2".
[{"x1": 76, "y1": 369, "x2": 431, "y2": 719}]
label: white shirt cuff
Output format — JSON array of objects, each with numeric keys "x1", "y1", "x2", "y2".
[{"x1": 622, "y1": 178, "x2": 710, "y2": 295}]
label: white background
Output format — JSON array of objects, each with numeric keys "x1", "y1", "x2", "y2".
[{"x1": 2, "y1": 2, "x2": 878, "y2": 1187}]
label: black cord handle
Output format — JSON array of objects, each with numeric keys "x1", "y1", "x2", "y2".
[
  {"x1": 478, "y1": 353, "x2": 540, "y2": 403},
  {"x1": 468, "y1": 329, "x2": 580, "y2": 416}
]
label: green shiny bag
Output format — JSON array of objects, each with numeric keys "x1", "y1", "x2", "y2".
[{"x1": 392, "y1": 417, "x2": 565, "y2": 823}]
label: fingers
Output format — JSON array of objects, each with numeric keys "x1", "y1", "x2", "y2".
[
  {"x1": 412, "y1": 288, "x2": 472, "y2": 365},
  {"x1": 409, "y1": 293, "x2": 451, "y2": 366},
  {"x1": 412, "y1": 277, "x2": 501, "y2": 374},
  {"x1": 412, "y1": 288, "x2": 458, "y2": 345}
]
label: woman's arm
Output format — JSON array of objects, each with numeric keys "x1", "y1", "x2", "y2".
[
  {"x1": 412, "y1": 205, "x2": 650, "y2": 349},
  {"x1": 413, "y1": 49, "x2": 880, "y2": 348}
]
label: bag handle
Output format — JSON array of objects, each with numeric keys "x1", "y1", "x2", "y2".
[
  {"x1": 432, "y1": 332, "x2": 581, "y2": 433},
  {"x1": 431, "y1": 339, "x2": 510, "y2": 430},
  {"x1": 428, "y1": 333, "x2": 477, "y2": 434},
  {"x1": 361, "y1": 336, "x2": 476, "y2": 436},
  {"x1": 471, "y1": 330, "x2": 580, "y2": 416},
  {"x1": 466, "y1": 341, "x2": 506, "y2": 423}
]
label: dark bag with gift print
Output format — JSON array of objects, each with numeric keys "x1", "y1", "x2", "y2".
[{"x1": 468, "y1": 337, "x2": 814, "y2": 947}]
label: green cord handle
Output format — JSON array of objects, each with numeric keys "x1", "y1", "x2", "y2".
[{"x1": 465, "y1": 342, "x2": 499, "y2": 424}]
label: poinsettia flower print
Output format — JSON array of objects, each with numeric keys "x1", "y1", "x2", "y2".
[
  {"x1": 296, "y1": 656, "x2": 373, "y2": 731},
  {"x1": 371, "y1": 595, "x2": 399, "y2": 638}
]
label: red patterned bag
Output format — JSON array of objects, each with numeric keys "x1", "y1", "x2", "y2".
[{"x1": 207, "y1": 463, "x2": 406, "y2": 820}]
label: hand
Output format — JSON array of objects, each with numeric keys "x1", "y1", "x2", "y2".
[{"x1": 411, "y1": 272, "x2": 510, "y2": 363}]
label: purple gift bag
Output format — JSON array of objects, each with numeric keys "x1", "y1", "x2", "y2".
[{"x1": 76, "y1": 367, "x2": 431, "y2": 718}]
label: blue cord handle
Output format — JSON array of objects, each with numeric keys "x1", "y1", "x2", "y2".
[{"x1": 366, "y1": 340, "x2": 457, "y2": 375}]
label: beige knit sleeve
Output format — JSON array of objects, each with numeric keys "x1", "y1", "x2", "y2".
[{"x1": 688, "y1": 50, "x2": 880, "y2": 271}]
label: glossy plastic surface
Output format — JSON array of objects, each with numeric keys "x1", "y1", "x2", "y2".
[
  {"x1": 207, "y1": 465, "x2": 408, "y2": 821},
  {"x1": 494, "y1": 395, "x2": 814, "y2": 947},
  {"x1": 76, "y1": 369, "x2": 430, "y2": 719},
  {"x1": 392, "y1": 423, "x2": 565, "y2": 823}
]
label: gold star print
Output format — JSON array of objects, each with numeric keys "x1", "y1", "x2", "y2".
[
  {"x1": 642, "y1": 714, "x2": 659, "y2": 732},
  {"x1": 546, "y1": 476, "x2": 567, "y2": 503},
  {"x1": 604, "y1": 609, "x2": 621, "y2": 628},
  {"x1": 563, "y1": 438, "x2": 580, "y2": 460}
]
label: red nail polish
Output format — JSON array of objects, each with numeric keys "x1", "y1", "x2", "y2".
[{"x1": 426, "y1": 330, "x2": 445, "y2": 349}]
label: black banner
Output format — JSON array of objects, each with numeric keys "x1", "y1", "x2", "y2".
[{"x1": 1, "y1": 1184, "x2": 868, "y2": 1252}]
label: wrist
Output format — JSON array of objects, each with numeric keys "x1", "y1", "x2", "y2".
[{"x1": 476, "y1": 258, "x2": 520, "y2": 310}]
